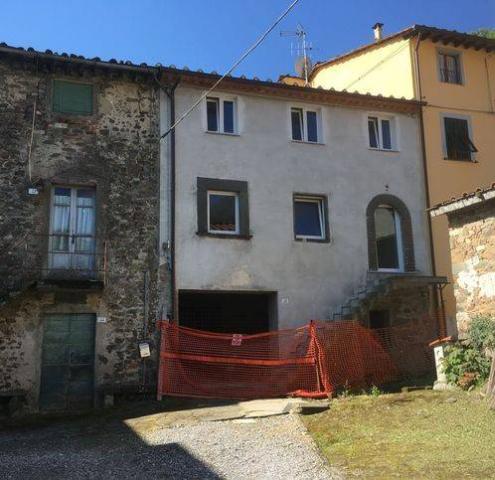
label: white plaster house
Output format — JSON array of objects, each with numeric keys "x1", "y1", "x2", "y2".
[{"x1": 159, "y1": 71, "x2": 445, "y2": 333}]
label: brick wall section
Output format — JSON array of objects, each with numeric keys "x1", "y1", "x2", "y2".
[
  {"x1": 448, "y1": 200, "x2": 495, "y2": 336},
  {"x1": 0, "y1": 57, "x2": 163, "y2": 409}
]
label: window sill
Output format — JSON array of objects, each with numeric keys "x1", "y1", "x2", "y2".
[
  {"x1": 443, "y1": 157, "x2": 478, "y2": 163},
  {"x1": 439, "y1": 81, "x2": 464, "y2": 86},
  {"x1": 197, "y1": 232, "x2": 252, "y2": 240},
  {"x1": 294, "y1": 236, "x2": 330, "y2": 244},
  {"x1": 368, "y1": 147, "x2": 400, "y2": 153},
  {"x1": 291, "y1": 139, "x2": 325, "y2": 146},
  {"x1": 51, "y1": 111, "x2": 96, "y2": 121},
  {"x1": 205, "y1": 130, "x2": 240, "y2": 137}
]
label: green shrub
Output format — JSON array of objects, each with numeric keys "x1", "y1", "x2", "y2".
[
  {"x1": 370, "y1": 385, "x2": 382, "y2": 397},
  {"x1": 442, "y1": 316, "x2": 495, "y2": 389},
  {"x1": 443, "y1": 343, "x2": 491, "y2": 388},
  {"x1": 467, "y1": 315, "x2": 495, "y2": 352}
]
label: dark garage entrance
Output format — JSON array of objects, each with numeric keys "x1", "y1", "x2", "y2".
[
  {"x1": 40, "y1": 314, "x2": 95, "y2": 410},
  {"x1": 178, "y1": 291, "x2": 276, "y2": 334}
]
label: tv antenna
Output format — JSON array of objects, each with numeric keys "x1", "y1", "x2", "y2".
[{"x1": 280, "y1": 23, "x2": 313, "y2": 85}]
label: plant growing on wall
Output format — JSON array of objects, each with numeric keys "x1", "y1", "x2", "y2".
[{"x1": 443, "y1": 315, "x2": 495, "y2": 389}]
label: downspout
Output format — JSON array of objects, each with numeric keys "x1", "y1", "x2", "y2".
[
  {"x1": 27, "y1": 55, "x2": 40, "y2": 183},
  {"x1": 156, "y1": 76, "x2": 179, "y2": 401},
  {"x1": 164, "y1": 78, "x2": 180, "y2": 321},
  {"x1": 484, "y1": 55, "x2": 494, "y2": 113},
  {"x1": 414, "y1": 34, "x2": 446, "y2": 335}
]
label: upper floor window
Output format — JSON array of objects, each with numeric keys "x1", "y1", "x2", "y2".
[
  {"x1": 291, "y1": 107, "x2": 320, "y2": 143},
  {"x1": 53, "y1": 80, "x2": 94, "y2": 115},
  {"x1": 293, "y1": 195, "x2": 329, "y2": 242},
  {"x1": 443, "y1": 116, "x2": 477, "y2": 161},
  {"x1": 49, "y1": 186, "x2": 97, "y2": 277},
  {"x1": 438, "y1": 51, "x2": 462, "y2": 85},
  {"x1": 368, "y1": 115, "x2": 396, "y2": 151},
  {"x1": 206, "y1": 97, "x2": 236, "y2": 134}
]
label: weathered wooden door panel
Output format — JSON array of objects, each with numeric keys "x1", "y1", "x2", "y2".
[{"x1": 40, "y1": 314, "x2": 95, "y2": 410}]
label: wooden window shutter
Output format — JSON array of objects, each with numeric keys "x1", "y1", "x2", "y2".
[{"x1": 53, "y1": 80, "x2": 94, "y2": 115}]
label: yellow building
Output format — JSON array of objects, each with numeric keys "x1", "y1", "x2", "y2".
[{"x1": 306, "y1": 24, "x2": 495, "y2": 333}]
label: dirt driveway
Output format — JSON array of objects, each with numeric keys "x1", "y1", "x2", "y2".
[{"x1": 0, "y1": 400, "x2": 341, "y2": 480}]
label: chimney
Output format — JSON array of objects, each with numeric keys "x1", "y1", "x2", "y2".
[{"x1": 372, "y1": 23, "x2": 384, "y2": 41}]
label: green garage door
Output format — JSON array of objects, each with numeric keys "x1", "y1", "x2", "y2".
[{"x1": 40, "y1": 314, "x2": 95, "y2": 410}]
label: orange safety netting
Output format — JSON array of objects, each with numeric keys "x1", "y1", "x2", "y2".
[{"x1": 157, "y1": 319, "x2": 436, "y2": 400}]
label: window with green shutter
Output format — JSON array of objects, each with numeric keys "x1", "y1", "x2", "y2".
[{"x1": 52, "y1": 80, "x2": 94, "y2": 115}]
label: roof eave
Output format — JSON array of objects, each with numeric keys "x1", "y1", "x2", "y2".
[{"x1": 429, "y1": 189, "x2": 495, "y2": 217}]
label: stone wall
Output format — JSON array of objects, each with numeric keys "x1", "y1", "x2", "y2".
[
  {"x1": 448, "y1": 200, "x2": 495, "y2": 336},
  {"x1": 0, "y1": 55, "x2": 163, "y2": 411}
]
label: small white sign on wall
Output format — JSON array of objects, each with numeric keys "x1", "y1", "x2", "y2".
[
  {"x1": 139, "y1": 342, "x2": 151, "y2": 358},
  {"x1": 97, "y1": 315, "x2": 107, "y2": 323}
]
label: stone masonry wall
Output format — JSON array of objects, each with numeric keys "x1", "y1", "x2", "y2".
[
  {"x1": 0, "y1": 56, "x2": 163, "y2": 410},
  {"x1": 448, "y1": 200, "x2": 495, "y2": 336}
]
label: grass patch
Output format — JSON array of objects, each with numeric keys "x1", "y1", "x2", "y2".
[{"x1": 302, "y1": 390, "x2": 495, "y2": 479}]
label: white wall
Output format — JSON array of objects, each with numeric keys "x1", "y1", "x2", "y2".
[{"x1": 161, "y1": 85, "x2": 431, "y2": 328}]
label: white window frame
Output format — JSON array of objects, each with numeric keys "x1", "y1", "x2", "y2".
[
  {"x1": 205, "y1": 94, "x2": 238, "y2": 135},
  {"x1": 294, "y1": 195, "x2": 326, "y2": 240},
  {"x1": 289, "y1": 105, "x2": 323, "y2": 144},
  {"x1": 376, "y1": 205, "x2": 404, "y2": 273},
  {"x1": 207, "y1": 190, "x2": 240, "y2": 235},
  {"x1": 366, "y1": 114, "x2": 398, "y2": 151},
  {"x1": 437, "y1": 48, "x2": 464, "y2": 85}
]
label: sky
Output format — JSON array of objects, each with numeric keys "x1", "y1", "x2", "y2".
[{"x1": 2, "y1": 0, "x2": 494, "y2": 80}]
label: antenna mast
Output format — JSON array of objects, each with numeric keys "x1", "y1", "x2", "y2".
[{"x1": 280, "y1": 23, "x2": 312, "y2": 85}]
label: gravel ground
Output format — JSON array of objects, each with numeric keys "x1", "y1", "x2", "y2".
[{"x1": 0, "y1": 411, "x2": 341, "y2": 479}]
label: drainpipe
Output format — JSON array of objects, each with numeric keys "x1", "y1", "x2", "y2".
[
  {"x1": 164, "y1": 78, "x2": 180, "y2": 321},
  {"x1": 484, "y1": 55, "x2": 494, "y2": 113},
  {"x1": 414, "y1": 34, "x2": 446, "y2": 333}
]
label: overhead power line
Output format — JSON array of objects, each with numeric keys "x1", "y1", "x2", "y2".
[{"x1": 160, "y1": 0, "x2": 302, "y2": 140}]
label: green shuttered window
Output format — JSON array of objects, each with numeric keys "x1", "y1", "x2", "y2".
[{"x1": 53, "y1": 80, "x2": 94, "y2": 115}]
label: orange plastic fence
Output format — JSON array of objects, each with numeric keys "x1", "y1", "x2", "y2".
[{"x1": 157, "y1": 319, "x2": 435, "y2": 400}]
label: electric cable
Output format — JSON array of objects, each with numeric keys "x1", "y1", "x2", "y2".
[{"x1": 160, "y1": 0, "x2": 302, "y2": 139}]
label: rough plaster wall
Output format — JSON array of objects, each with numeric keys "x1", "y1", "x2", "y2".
[
  {"x1": 171, "y1": 88, "x2": 430, "y2": 328},
  {"x1": 171, "y1": 86, "x2": 432, "y2": 328},
  {"x1": 0, "y1": 60, "x2": 162, "y2": 407},
  {"x1": 449, "y1": 201, "x2": 495, "y2": 336}
]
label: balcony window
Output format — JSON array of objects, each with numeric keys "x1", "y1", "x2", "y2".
[{"x1": 48, "y1": 186, "x2": 97, "y2": 278}]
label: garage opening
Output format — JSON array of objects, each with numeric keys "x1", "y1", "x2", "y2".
[{"x1": 178, "y1": 291, "x2": 277, "y2": 334}]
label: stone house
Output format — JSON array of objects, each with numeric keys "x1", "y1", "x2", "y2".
[
  {"x1": 0, "y1": 41, "x2": 449, "y2": 413},
  {"x1": 0, "y1": 45, "x2": 164, "y2": 412},
  {"x1": 158, "y1": 70, "x2": 447, "y2": 336},
  {"x1": 430, "y1": 184, "x2": 495, "y2": 337}
]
